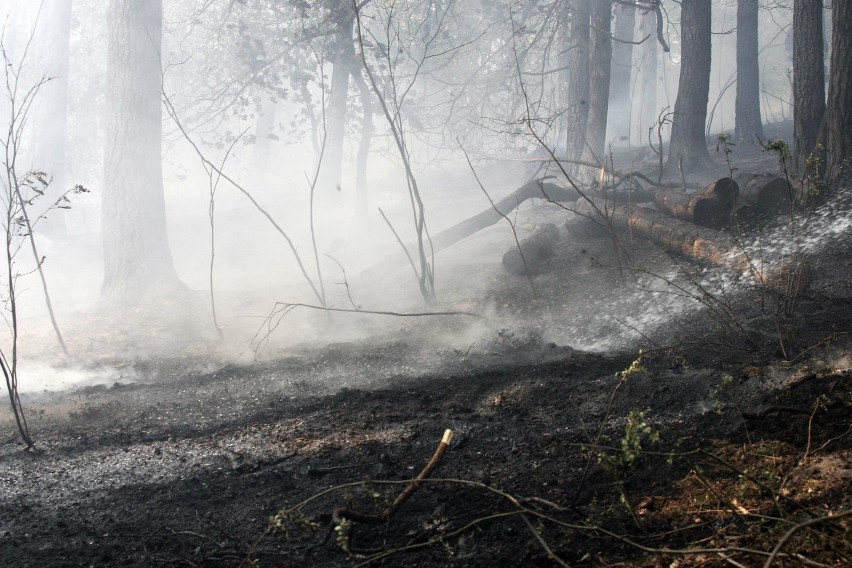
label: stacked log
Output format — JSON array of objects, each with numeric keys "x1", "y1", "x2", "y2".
[
  {"x1": 654, "y1": 177, "x2": 739, "y2": 229},
  {"x1": 573, "y1": 197, "x2": 811, "y2": 295},
  {"x1": 502, "y1": 224, "x2": 560, "y2": 276},
  {"x1": 734, "y1": 173, "x2": 804, "y2": 221}
]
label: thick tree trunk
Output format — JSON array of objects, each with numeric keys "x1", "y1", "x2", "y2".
[
  {"x1": 667, "y1": 0, "x2": 713, "y2": 173},
  {"x1": 635, "y1": 8, "x2": 658, "y2": 147},
  {"x1": 654, "y1": 178, "x2": 738, "y2": 229},
  {"x1": 792, "y1": 0, "x2": 825, "y2": 174},
  {"x1": 563, "y1": 0, "x2": 591, "y2": 178},
  {"x1": 102, "y1": 0, "x2": 183, "y2": 303},
  {"x1": 608, "y1": 2, "x2": 635, "y2": 144},
  {"x1": 573, "y1": 198, "x2": 812, "y2": 295},
  {"x1": 825, "y1": 0, "x2": 852, "y2": 185},
  {"x1": 583, "y1": 0, "x2": 613, "y2": 179},
  {"x1": 33, "y1": 0, "x2": 73, "y2": 236},
  {"x1": 734, "y1": 0, "x2": 764, "y2": 146}
]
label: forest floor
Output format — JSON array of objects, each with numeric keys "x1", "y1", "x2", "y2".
[{"x1": 1, "y1": 140, "x2": 851, "y2": 567}]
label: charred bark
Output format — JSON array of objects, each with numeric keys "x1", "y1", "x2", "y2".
[
  {"x1": 825, "y1": 0, "x2": 852, "y2": 185},
  {"x1": 666, "y1": 0, "x2": 713, "y2": 173},
  {"x1": 792, "y1": 0, "x2": 825, "y2": 174},
  {"x1": 654, "y1": 178, "x2": 738, "y2": 229},
  {"x1": 563, "y1": 0, "x2": 591, "y2": 177},
  {"x1": 585, "y1": 0, "x2": 613, "y2": 170}
]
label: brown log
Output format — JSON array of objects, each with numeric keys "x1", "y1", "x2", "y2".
[
  {"x1": 654, "y1": 178, "x2": 739, "y2": 229},
  {"x1": 502, "y1": 223, "x2": 560, "y2": 276},
  {"x1": 573, "y1": 198, "x2": 811, "y2": 295},
  {"x1": 734, "y1": 173, "x2": 801, "y2": 216}
]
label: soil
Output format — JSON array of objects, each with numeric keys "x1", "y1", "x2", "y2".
[{"x1": 1, "y1": 149, "x2": 851, "y2": 566}]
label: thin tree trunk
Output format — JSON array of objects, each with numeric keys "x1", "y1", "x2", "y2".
[
  {"x1": 792, "y1": 0, "x2": 825, "y2": 174},
  {"x1": 564, "y1": 0, "x2": 591, "y2": 178},
  {"x1": 102, "y1": 0, "x2": 183, "y2": 303},
  {"x1": 825, "y1": 0, "x2": 851, "y2": 185},
  {"x1": 734, "y1": 0, "x2": 764, "y2": 145},
  {"x1": 667, "y1": 0, "x2": 713, "y2": 173},
  {"x1": 352, "y1": 69, "x2": 372, "y2": 222},
  {"x1": 635, "y1": 8, "x2": 658, "y2": 147}
]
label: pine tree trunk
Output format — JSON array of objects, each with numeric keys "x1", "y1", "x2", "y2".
[
  {"x1": 584, "y1": 0, "x2": 613, "y2": 178},
  {"x1": 563, "y1": 0, "x2": 591, "y2": 178},
  {"x1": 825, "y1": 0, "x2": 852, "y2": 185},
  {"x1": 635, "y1": 8, "x2": 658, "y2": 147},
  {"x1": 666, "y1": 0, "x2": 713, "y2": 173},
  {"x1": 734, "y1": 0, "x2": 764, "y2": 145},
  {"x1": 792, "y1": 0, "x2": 825, "y2": 173},
  {"x1": 608, "y1": 3, "x2": 635, "y2": 145},
  {"x1": 102, "y1": 0, "x2": 183, "y2": 303}
]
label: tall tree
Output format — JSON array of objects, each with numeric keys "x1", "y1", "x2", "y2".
[
  {"x1": 316, "y1": 3, "x2": 355, "y2": 194},
  {"x1": 635, "y1": 7, "x2": 658, "y2": 146},
  {"x1": 563, "y1": 0, "x2": 591, "y2": 177},
  {"x1": 792, "y1": 0, "x2": 824, "y2": 174},
  {"x1": 608, "y1": 2, "x2": 635, "y2": 143},
  {"x1": 734, "y1": 0, "x2": 763, "y2": 145},
  {"x1": 825, "y1": 0, "x2": 852, "y2": 184},
  {"x1": 667, "y1": 0, "x2": 713, "y2": 173},
  {"x1": 102, "y1": 0, "x2": 183, "y2": 302},
  {"x1": 32, "y1": 0, "x2": 73, "y2": 236},
  {"x1": 584, "y1": 0, "x2": 613, "y2": 177}
]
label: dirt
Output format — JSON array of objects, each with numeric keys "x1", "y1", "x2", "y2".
[{"x1": 2, "y1": 157, "x2": 852, "y2": 566}]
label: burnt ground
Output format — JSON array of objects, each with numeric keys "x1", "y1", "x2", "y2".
[{"x1": 2, "y1": 154, "x2": 852, "y2": 566}]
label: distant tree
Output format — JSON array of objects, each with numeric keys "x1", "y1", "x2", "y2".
[
  {"x1": 825, "y1": 0, "x2": 852, "y2": 185},
  {"x1": 734, "y1": 0, "x2": 763, "y2": 145},
  {"x1": 792, "y1": 0, "x2": 824, "y2": 174},
  {"x1": 667, "y1": 0, "x2": 713, "y2": 173},
  {"x1": 608, "y1": 2, "x2": 635, "y2": 143},
  {"x1": 635, "y1": 6, "x2": 658, "y2": 146},
  {"x1": 102, "y1": 0, "x2": 184, "y2": 303}
]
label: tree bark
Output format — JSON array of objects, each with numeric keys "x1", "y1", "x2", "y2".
[
  {"x1": 667, "y1": 0, "x2": 713, "y2": 173},
  {"x1": 734, "y1": 0, "x2": 764, "y2": 146},
  {"x1": 608, "y1": 2, "x2": 635, "y2": 144},
  {"x1": 792, "y1": 0, "x2": 825, "y2": 174},
  {"x1": 102, "y1": 0, "x2": 183, "y2": 303},
  {"x1": 352, "y1": 68, "x2": 372, "y2": 222},
  {"x1": 563, "y1": 0, "x2": 591, "y2": 178},
  {"x1": 654, "y1": 178, "x2": 738, "y2": 229},
  {"x1": 583, "y1": 0, "x2": 613, "y2": 179},
  {"x1": 825, "y1": 0, "x2": 852, "y2": 185}
]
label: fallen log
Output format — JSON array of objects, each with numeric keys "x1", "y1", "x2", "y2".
[
  {"x1": 573, "y1": 198, "x2": 811, "y2": 295},
  {"x1": 734, "y1": 173, "x2": 803, "y2": 217},
  {"x1": 502, "y1": 223, "x2": 560, "y2": 276},
  {"x1": 654, "y1": 177, "x2": 739, "y2": 229}
]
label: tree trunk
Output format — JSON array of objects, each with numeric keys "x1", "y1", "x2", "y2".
[
  {"x1": 654, "y1": 178, "x2": 738, "y2": 229},
  {"x1": 33, "y1": 0, "x2": 73, "y2": 237},
  {"x1": 825, "y1": 0, "x2": 852, "y2": 185},
  {"x1": 248, "y1": 94, "x2": 277, "y2": 190},
  {"x1": 583, "y1": 0, "x2": 613, "y2": 179},
  {"x1": 792, "y1": 0, "x2": 825, "y2": 174},
  {"x1": 352, "y1": 69, "x2": 372, "y2": 222},
  {"x1": 608, "y1": 2, "x2": 634, "y2": 145},
  {"x1": 635, "y1": 8, "x2": 658, "y2": 147},
  {"x1": 563, "y1": 0, "x2": 591, "y2": 178},
  {"x1": 734, "y1": 0, "x2": 764, "y2": 146},
  {"x1": 667, "y1": 0, "x2": 713, "y2": 173},
  {"x1": 316, "y1": 12, "x2": 355, "y2": 194},
  {"x1": 102, "y1": 0, "x2": 183, "y2": 303}
]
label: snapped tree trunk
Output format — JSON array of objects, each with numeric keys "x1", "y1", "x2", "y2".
[
  {"x1": 573, "y1": 198, "x2": 812, "y2": 295},
  {"x1": 792, "y1": 0, "x2": 825, "y2": 174},
  {"x1": 825, "y1": 0, "x2": 852, "y2": 185},
  {"x1": 734, "y1": 0, "x2": 764, "y2": 146},
  {"x1": 102, "y1": 0, "x2": 183, "y2": 303},
  {"x1": 666, "y1": 0, "x2": 713, "y2": 173},
  {"x1": 563, "y1": 0, "x2": 591, "y2": 178}
]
